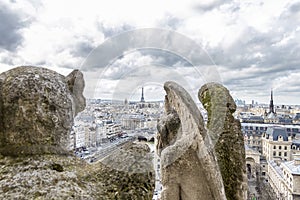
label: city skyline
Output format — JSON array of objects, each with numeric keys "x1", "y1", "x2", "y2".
[
  {"x1": 94, "y1": 86, "x2": 299, "y2": 107},
  {"x1": 0, "y1": 0, "x2": 300, "y2": 104}
]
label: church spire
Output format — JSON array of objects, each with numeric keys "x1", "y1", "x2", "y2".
[
  {"x1": 140, "y1": 87, "x2": 145, "y2": 102},
  {"x1": 269, "y1": 89, "x2": 274, "y2": 113}
]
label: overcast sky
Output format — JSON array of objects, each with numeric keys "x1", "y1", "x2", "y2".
[{"x1": 0, "y1": 0, "x2": 300, "y2": 105}]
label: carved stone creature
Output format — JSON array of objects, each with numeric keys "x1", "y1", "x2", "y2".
[
  {"x1": 0, "y1": 66, "x2": 154, "y2": 199},
  {"x1": 0, "y1": 66, "x2": 85, "y2": 156},
  {"x1": 199, "y1": 83, "x2": 247, "y2": 200},
  {"x1": 157, "y1": 81, "x2": 227, "y2": 200}
]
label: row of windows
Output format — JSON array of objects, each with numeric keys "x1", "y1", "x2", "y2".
[
  {"x1": 283, "y1": 171, "x2": 293, "y2": 182},
  {"x1": 244, "y1": 131, "x2": 263, "y2": 135},
  {"x1": 243, "y1": 126, "x2": 267, "y2": 130},
  {"x1": 247, "y1": 140, "x2": 261, "y2": 145},
  {"x1": 287, "y1": 128, "x2": 300, "y2": 133},
  {"x1": 242, "y1": 126, "x2": 299, "y2": 133},
  {"x1": 264, "y1": 143, "x2": 300, "y2": 150},
  {"x1": 273, "y1": 151, "x2": 288, "y2": 157},
  {"x1": 245, "y1": 136, "x2": 261, "y2": 139},
  {"x1": 273, "y1": 145, "x2": 288, "y2": 150}
]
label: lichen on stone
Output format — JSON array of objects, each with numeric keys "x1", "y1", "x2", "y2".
[{"x1": 199, "y1": 82, "x2": 247, "y2": 200}]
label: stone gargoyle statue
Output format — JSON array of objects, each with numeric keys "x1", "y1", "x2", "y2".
[
  {"x1": 199, "y1": 82, "x2": 247, "y2": 200},
  {"x1": 0, "y1": 66, "x2": 154, "y2": 199},
  {"x1": 156, "y1": 81, "x2": 247, "y2": 200},
  {"x1": 0, "y1": 66, "x2": 86, "y2": 156}
]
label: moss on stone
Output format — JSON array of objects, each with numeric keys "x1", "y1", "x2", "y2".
[{"x1": 199, "y1": 82, "x2": 247, "y2": 200}]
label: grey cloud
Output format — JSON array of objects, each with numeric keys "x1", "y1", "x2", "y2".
[
  {"x1": 100, "y1": 50, "x2": 189, "y2": 81},
  {"x1": 138, "y1": 49, "x2": 191, "y2": 67},
  {"x1": 68, "y1": 23, "x2": 128, "y2": 64},
  {"x1": 0, "y1": 1, "x2": 32, "y2": 51},
  {"x1": 10, "y1": 0, "x2": 42, "y2": 7},
  {"x1": 206, "y1": 0, "x2": 300, "y2": 77},
  {"x1": 157, "y1": 14, "x2": 183, "y2": 29},
  {"x1": 81, "y1": 28, "x2": 219, "y2": 85},
  {"x1": 193, "y1": 0, "x2": 231, "y2": 12},
  {"x1": 289, "y1": 1, "x2": 300, "y2": 13},
  {"x1": 230, "y1": 5, "x2": 240, "y2": 13},
  {"x1": 36, "y1": 61, "x2": 46, "y2": 66},
  {"x1": 102, "y1": 63, "x2": 136, "y2": 80},
  {"x1": 103, "y1": 65, "x2": 197, "y2": 101},
  {"x1": 97, "y1": 22, "x2": 134, "y2": 38},
  {"x1": 209, "y1": 22, "x2": 300, "y2": 101},
  {"x1": 209, "y1": 28, "x2": 268, "y2": 67},
  {"x1": 0, "y1": 55, "x2": 14, "y2": 65},
  {"x1": 71, "y1": 42, "x2": 94, "y2": 57},
  {"x1": 220, "y1": 66, "x2": 267, "y2": 86},
  {"x1": 278, "y1": 87, "x2": 300, "y2": 93},
  {"x1": 27, "y1": 0, "x2": 43, "y2": 7},
  {"x1": 278, "y1": 2, "x2": 300, "y2": 32},
  {"x1": 224, "y1": 67, "x2": 300, "y2": 104},
  {"x1": 223, "y1": 66, "x2": 293, "y2": 99},
  {"x1": 211, "y1": 24, "x2": 299, "y2": 73}
]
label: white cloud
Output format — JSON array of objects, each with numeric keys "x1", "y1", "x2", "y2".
[
  {"x1": 102, "y1": 51, "x2": 154, "y2": 79},
  {"x1": 0, "y1": 0, "x2": 300, "y2": 104}
]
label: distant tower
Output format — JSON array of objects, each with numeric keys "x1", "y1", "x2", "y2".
[
  {"x1": 140, "y1": 87, "x2": 145, "y2": 103},
  {"x1": 124, "y1": 98, "x2": 129, "y2": 111},
  {"x1": 269, "y1": 90, "x2": 274, "y2": 113}
]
